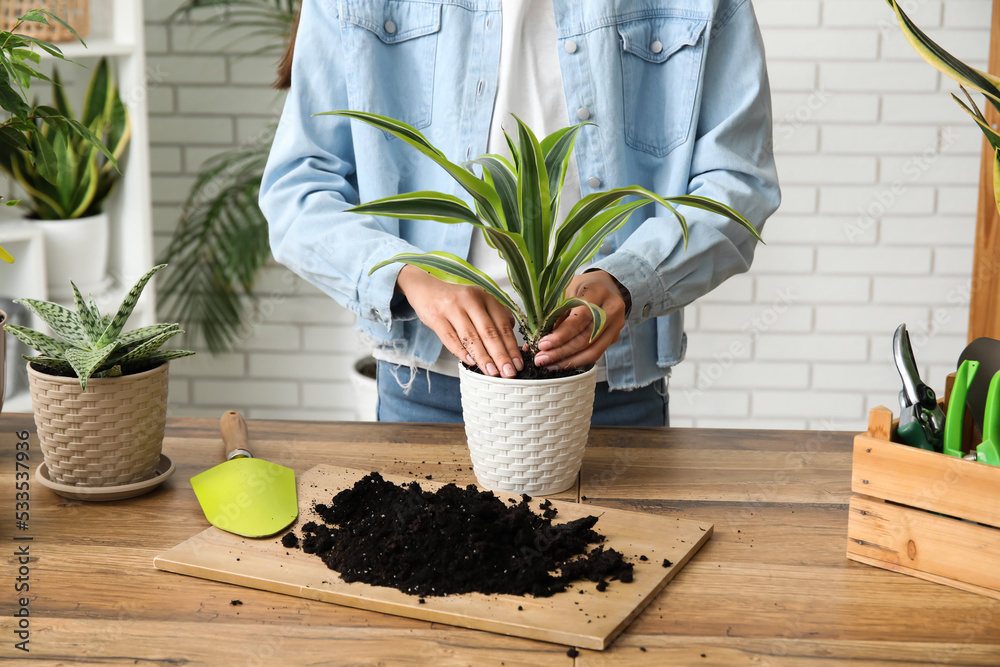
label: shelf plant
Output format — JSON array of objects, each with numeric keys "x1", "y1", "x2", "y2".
[
  {"x1": 3, "y1": 264, "x2": 194, "y2": 488},
  {"x1": 0, "y1": 9, "x2": 114, "y2": 262},
  {"x1": 886, "y1": 0, "x2": 1000, "y2": 216},
  {"x1": 327, "y1": 110, "x2": 759, "y2": 494}
]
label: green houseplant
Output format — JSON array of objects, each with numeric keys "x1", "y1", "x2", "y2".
[
  {"x1": 887, "y1": 0, "x2": 1000, "y2": 216},
  {"x1": 0, "y1": 55, "x2": 129, "y2": 297},
  {"x1": 3, "y1": 264, "x2": 194, "y2": 489},
  {"x1": 329, "y1": 110, "x2": 759, "y2": 494}
]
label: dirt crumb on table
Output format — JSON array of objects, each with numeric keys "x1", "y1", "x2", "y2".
[{"x1": 281, "y1": 472, "x2": 634, "y2": 597}]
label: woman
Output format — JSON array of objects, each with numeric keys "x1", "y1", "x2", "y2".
[{"x1": 261, "y1": 0, "x2": 780, "y2": 425}]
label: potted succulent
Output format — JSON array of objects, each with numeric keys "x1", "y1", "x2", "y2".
[
  {"x1": 327, "y1": 111, "x2": 759, "y2": 494},
  {"x1": 3, "y1": 264, "x2": 194, "y2": 488},
  {"x1": 0, "y1": 56, "x2": 130, "y2": 298}
]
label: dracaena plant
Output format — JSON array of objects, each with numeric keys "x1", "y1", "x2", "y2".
[
  {"x1": 3, "y1": 264, "x2": 195, "y2": 389},
  {"x1": 323, "y1": 110, "x2": 760, "y2": 358},
  {"x1": 887, "y1": 0, "x2": 1000, "y2": 216}
]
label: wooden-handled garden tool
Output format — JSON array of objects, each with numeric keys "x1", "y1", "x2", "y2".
[{"x1": 190, "y1": 411, "x2": 298, "y2": 537}]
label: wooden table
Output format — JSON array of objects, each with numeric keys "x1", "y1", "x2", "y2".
[{"x1": 1, "y1": 413, "x2": 998, "y2": 665}]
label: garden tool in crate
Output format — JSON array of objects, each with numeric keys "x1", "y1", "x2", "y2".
[{"x1": 892, "y1": 324, "x2": 945, "y2": 452}]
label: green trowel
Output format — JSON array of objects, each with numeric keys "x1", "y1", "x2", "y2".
[{"x1": 190, "y1": 411, "x2": 298, "y2": 538}]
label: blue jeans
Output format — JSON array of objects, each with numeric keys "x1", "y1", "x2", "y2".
[{"x1": 376, "y1": 361, "x2": 669, "y2": 427}]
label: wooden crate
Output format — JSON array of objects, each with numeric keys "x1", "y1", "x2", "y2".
[{"x1": 847, "y1": 401, "x2": 1000, "y2": 599}]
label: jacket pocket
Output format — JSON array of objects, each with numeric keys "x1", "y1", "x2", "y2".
[
  {"x1": 618, "y1": 16, "x2": 708, "y2": 157},
  {"x1": 340, "y1": 0, "x2": 442, "y2": 130}
]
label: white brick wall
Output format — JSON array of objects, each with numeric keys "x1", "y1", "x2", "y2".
[{"x1": 147, "y1": 0, "x2": 991, "y2": 430}]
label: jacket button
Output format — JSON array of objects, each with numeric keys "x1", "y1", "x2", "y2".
[
  {"x1": 564, "y1": 40, "x2": 578, "y2": 54},
  {"x1": 587, "y1": 176, "x2": 601, "y2": 189},
  {"x1": 577, "y1": 107, "x2": 591, "y2": 120},
  {"x1": 641, "y1": 304, "x2": 651, "y2": 318},
  {"x1": 384, "y1": 20, "x2": 397, "y2": 35},
  {"x1": 651, "y1": 40, "x2": 663, "y2": 54}
]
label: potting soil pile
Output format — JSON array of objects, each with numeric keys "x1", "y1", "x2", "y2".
[{"x1": 281, "y1": 472, "x2": 633, "y2": 597}]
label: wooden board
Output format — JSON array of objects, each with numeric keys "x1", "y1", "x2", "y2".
[{"x1": 153, "y1": 464, "x2": 713, "y2": 650}]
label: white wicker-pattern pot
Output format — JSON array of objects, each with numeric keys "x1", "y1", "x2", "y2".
[
  {"x1": 459, "y1": 363, "x2": 597, "y2": 496},
  {"x1": 28, "y1": 362, "x2": 170, "y2": 487}
]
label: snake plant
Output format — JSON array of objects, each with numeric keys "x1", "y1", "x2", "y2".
[
  {"x1": 0, "y1": 8, "x2": 109, "y2": 262},
  {"x1": 3, "y1": 264, "x2": 195, "y2": 389},
  {"x1": 324, "y1": 110, "x2": 760, "y2": 356},
  {"x1": 887, "y1": 0, "x2": 1000, "y2": 216},
  {"x1": 0, "y1": 56, "x2": 129, "y2": 220}
]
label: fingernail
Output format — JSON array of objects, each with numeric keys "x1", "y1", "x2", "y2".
[
  {"x1": 486, "y1": 363, "x2": 499, "y2": 376},
  {"x1": 466, "y1": 354, "x2": 475, "y2": 365},
  {"x1": 503, "y1": 363, "x2": 515, "y2": 377},
  {"x1": 538, "y1": 340, "x2": 552, "y2": 351},
  {"x1": 513, "y1": 357, "x2": 524, "y2": 371},
  {"x1": 535, "y1": 355, "x2": 550, "y2": 367}
]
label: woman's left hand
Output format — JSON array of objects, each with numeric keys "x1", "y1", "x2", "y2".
[{"x1": 532, "y1": 270, "x2": 628, "y2": 370}]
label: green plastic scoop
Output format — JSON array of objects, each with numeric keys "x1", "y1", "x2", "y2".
[{"x1": 190, "y1": 411, "x2": 298, "y2": 538}]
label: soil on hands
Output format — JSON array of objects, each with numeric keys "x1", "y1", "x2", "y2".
[{"x1": 281, "y1": 472, "x2": 633, "y2": 597}]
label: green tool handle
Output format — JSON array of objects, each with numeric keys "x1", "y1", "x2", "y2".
[
  {"x1": 943, "y1": 359, "x2": 978, "y2": 458},
  {"x1": 220, "y1": 410, "x2": 253, "y2": 461},
  {"x1": 979, "y1": 371, "x2": 1000, "y2": 466}
]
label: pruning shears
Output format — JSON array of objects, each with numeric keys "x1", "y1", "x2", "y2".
[{"x1": 893, "y1": 324, "x2": 945, "y2": 452}]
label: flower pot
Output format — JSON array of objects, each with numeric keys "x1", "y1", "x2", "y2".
[
  {"x1": 32, "y1": 212, "x2": 110, "y2": 299},
  {"x1": 27, "y1": 361, "x2": 170, "y2": 487},
  {"x1": 459, "y1": 363, "x2": 597, "y2": 496},
  {"x1": 351, "y1": 355, "x2": 378, "y2": 421}
]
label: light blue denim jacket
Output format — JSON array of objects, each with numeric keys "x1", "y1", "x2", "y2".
[{"x1": 261, "y1": 0, "x2": 780, "y2": 390}]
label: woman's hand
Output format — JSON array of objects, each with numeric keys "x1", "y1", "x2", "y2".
[
  {"x1": 533, "y1": 270, "x2": 628, "y2": 371},
  {"x1": 395, "y1": 265, "x2": 524, "y2": 378}
]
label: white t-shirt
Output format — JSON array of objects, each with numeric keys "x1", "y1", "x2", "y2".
[{"x1": 383, "y1": 0, "x2": 598, "y2": 378}]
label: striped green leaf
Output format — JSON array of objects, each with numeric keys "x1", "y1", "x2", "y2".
[
  {"x1": 952, "y1": 90, "x2": 1000, "y2": 151},
  {"x1": 320, "y1": 110, "x2": 507, "y2": 230},
  {"x1": 119, "y1": 349, "x2": 195, "y2": 375},
  {"x1": 97, "y1": 264, "x2": 166, "y2": 346},
  {"x1": 0, "y1": 245, "x2": 13, "y2": 263},
  {"x1": 540, "y1": 122, "x2": 593, "y2": 212},
  {"x1": 467, "y1": 155, "x2": 520, "y2": 233},
  {"x1": 117, "y1": 323, "x2": 183, "y2": 348},
  {"x1": 887, "y1": 0, "x2": 1000, "y2": 110},
  {"x1": 112, "y1": 329, "x2": 184, "y2": 366},
  {"x1": 503, "y1": 128, "x2": 520, "y2": 172},
  {"x1": 480, "y1": 228, "x2": 540, "y2": 330},
  {"x1": 557, "y1": 187, "x2": 686, "y2": 256},
  {"x1": 348, "y1": 191, "x2": 482, "y2": 226},
  {"x1": 513, "y1": 114, "x2": 552, "y2": 270},
  {"x1": 539, "y1": 297, "x2": 607, "y2": 344},
  {"x1": 543, "y1": 201, "x2": 645, "y2": 311},
  {"x1": 23, "y1": 355, "x2": 74, "y2": 374},
  {"x1": 370, "y1": 251, "x2": 526, "y2": 325},
  {"x1": 15, "y1": 297, "x2": 89, "y2": 347},
  {"x1": 666, "y1": 194, "x2": 760, "y2": 241}
]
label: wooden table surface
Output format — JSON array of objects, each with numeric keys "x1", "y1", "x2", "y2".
[{"x1": 0, "y1": 412, "x2": 998, "y2": 666}]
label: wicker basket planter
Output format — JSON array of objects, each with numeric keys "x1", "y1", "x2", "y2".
[
  {"x1": 1, "y1": 0, "x2": 90, "y2": 42},
  {"x1": 28, "y1": 361, "x2": 170, "y2": 487},
  {"x1": 459, "y1": 364, "x2": 597, "y2": 496}
]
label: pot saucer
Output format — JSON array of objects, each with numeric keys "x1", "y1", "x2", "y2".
[{"x1": 35, "y1": 454, "x2": 176, "y2": 502}]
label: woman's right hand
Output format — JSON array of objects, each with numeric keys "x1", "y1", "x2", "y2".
[{"x1": 395, "y1": 265, "x2": 524, "y2": 378}]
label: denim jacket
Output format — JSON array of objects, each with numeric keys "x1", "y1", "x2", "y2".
[{"x1": 261, "y1": 0, "x2": 780, "y2": 390}]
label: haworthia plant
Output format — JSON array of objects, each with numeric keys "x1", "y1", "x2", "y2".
[
  {"x1": 319, "y1": 110, "x2": 760, "y2": 355},
  {"x1": 886, "y1": 0, "x2": 1000, "y2": 216},
  {"x1": 3, "y1": 264, "x2": 195, "y2": 389}
]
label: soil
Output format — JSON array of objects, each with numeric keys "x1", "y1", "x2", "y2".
[
  {"x1": 284, "y1": 472, "x2": 633, "y2": 598},
  {"x1": 463, "y1": 347, "x2": 590, "y2": 381}
]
